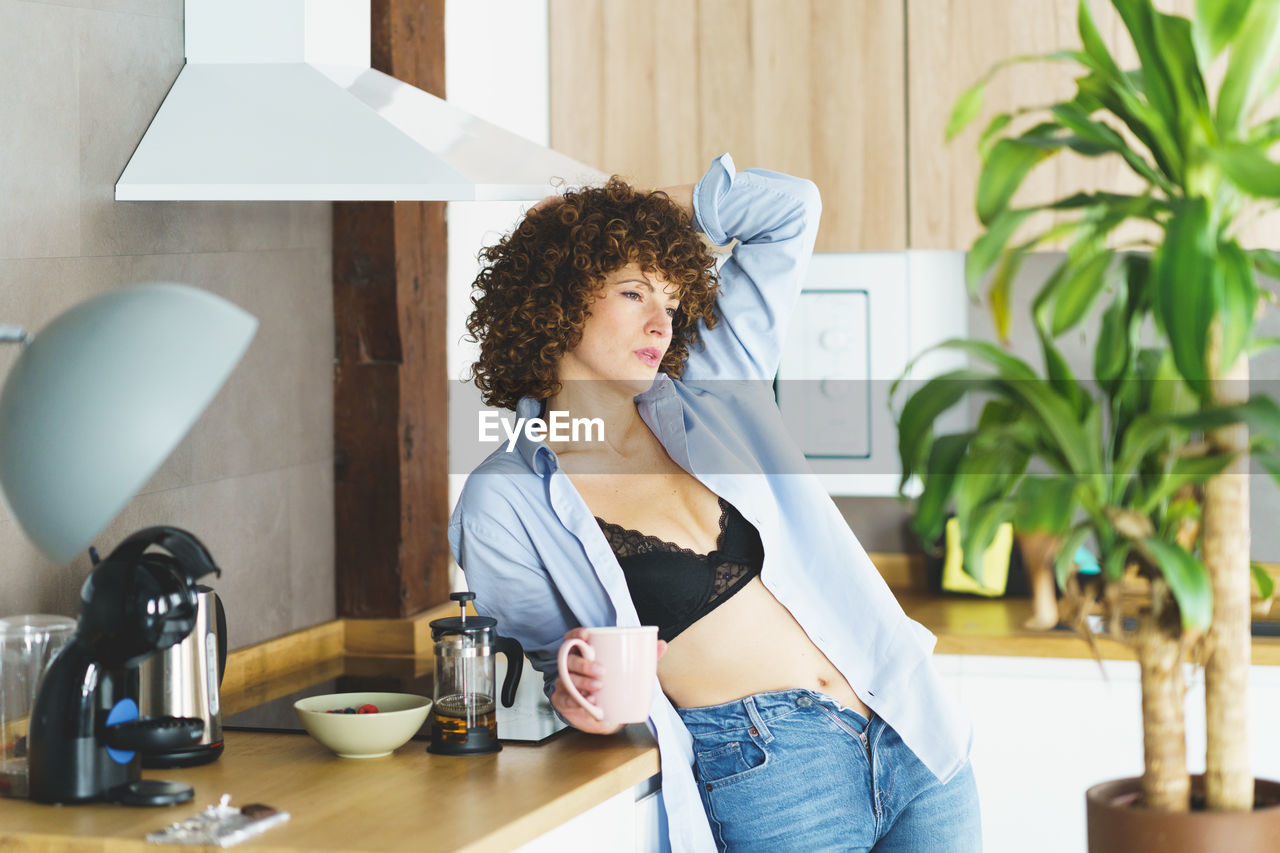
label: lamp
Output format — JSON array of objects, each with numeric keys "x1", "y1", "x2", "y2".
[{"x1": 0, "y1": 283, "x2": 257, "y2": 564}]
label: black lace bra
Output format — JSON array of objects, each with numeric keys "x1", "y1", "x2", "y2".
[{"x1": 595, "y1": 497, "x2": 765, "y2": 643}]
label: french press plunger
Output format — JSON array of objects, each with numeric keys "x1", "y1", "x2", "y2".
[{"x1": 428, "y1": 592, "x2": 524, "y2": 755}]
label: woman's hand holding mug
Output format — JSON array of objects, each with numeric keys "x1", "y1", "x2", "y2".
[{"x1": 553, "y1": 626, "x2": 665, "y2": 734}]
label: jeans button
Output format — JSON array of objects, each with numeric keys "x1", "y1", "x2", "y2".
[
  {"x1": 797, "y1": 696, "x2": 812, "y2": 707},
  {"x1": 748, "y1": 726, "x2": 758, "y2": 737}
]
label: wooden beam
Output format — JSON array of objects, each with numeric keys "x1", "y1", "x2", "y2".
[{"x1": 333, "y1": 0, "x2": 449, "y2": 618}]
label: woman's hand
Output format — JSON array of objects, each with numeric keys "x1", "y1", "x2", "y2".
[{"x1": 550, "y1": 627, "x2": 668, "y2": 735}]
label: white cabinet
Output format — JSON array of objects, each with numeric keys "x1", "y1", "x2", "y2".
[
  {"x1": 777, "y1": 251, "x2": 969, "y2": 496},
  {"x1": 938, "y1": 654, "x2": 1280, "y2": 853},
  {"x1": 515, "y1": 776, "x2": 662, "y2": 853}
]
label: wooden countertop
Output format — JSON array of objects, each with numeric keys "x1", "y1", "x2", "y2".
[
  {"x1": 0, "y1": 726, "x2": 658, "y2": 853},
  {"x1": 896, "y1": 591, "x2": 1280, "y2": 666},
  {"x1": 0, "y1": 602, "x2": 660, "y2": 853},
  {"x1": 4, "y1": 573, "x2": 1276, "y2": 851}
]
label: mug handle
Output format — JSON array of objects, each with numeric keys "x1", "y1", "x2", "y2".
[{"x1": 556, "y1": 637, "x2": 604, "y2": 721}]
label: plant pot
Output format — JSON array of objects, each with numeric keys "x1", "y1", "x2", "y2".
[{"x1": 1087, "y1": 775, "x2": 1280, "y2": 853}]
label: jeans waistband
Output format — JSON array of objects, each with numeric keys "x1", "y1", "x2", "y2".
[{"x1": 675, "y1": 688, "x2": 870, "y2": 734}]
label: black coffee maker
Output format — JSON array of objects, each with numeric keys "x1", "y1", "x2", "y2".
[{"x1": 27, "y1": 526, "x2": 222, "y2": 805}]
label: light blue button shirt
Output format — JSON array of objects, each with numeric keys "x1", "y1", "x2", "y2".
[{"x1": 449, "y1": 154, "x2": 972, "y2": 853}]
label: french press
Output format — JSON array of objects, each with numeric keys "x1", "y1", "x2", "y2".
[{"x1": 428, "y1": 592, "x2": 524, "y2": 755}]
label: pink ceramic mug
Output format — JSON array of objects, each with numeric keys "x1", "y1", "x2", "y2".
[{"x1": 556, "y1": 626, "x2": 659, "y2": 725}]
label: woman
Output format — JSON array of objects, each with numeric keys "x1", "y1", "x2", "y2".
[{"x1": 450, "y1": 155, "x2": 980, "y2": 852}]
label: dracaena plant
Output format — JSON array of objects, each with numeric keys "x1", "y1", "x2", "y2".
[{"x1": 895, "y1": 0, "x2": 1280, "y2": 814}]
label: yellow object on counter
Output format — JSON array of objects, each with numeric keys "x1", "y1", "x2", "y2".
[{"x1": 941, "y1": 518, "x2": 1013, "y2": 597}]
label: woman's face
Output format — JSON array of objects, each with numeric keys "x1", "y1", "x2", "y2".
[{"x1": 556, "y1": 264, "x2": 681, "y2": 391}]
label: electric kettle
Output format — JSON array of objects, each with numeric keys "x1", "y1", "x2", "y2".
[
  {"x1": 427, "y1": 592, "x2": 524, "y2": 755},
  {"x1": 138, "y1": 586, "x2": 227, "y2": 767}
]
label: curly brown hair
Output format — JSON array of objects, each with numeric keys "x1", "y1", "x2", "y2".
[{"x1": 465, "y1": 177, "x2": 720, "y2": 410}]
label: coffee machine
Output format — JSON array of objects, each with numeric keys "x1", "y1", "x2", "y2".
[{"x1": 27, "y1": 526, "x2": 223, "y2": 805}]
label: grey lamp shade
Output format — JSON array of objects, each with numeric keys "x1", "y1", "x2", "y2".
[{"x1": 0, "y1": 284, "x2": 257, "y2": 564}]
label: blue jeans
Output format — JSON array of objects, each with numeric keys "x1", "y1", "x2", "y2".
[{"x1": 676, "y1": 689, "x2": 981, "y2": 852}]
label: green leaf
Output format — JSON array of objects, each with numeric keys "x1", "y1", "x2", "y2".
[
  {"x1": 897, "y1": 369, "x2": 999, "y2": 488},
  {"x1": 1173, "y1": 395, "x2": 1280, "y2": 448},
  {"x1": 1112, "y1": 0, "x2": 1182, "y2": 141},
  {"x1": 1049, "y1": 102, "x2": 1169, "y2": 186},
  {"x1": 1079, "y1": 0, "x2": 1127, "y2": 82},
  {"x1": 1147, "y1": 350, "x2": 1198, "y2": 417},
  {"x1": 955, "y1": 439, "x2": 1028, "y2": 523},
  {"x1": 1094, "y1": 292, "x2": 1131, "y2": 392},
  {"x1": 911, "y1": 432, "x2": 976, "y2": 544},
  {"x1": 948, "y1": 78, "x2": 988, "y2": 141},
  {"x1": 1055, "y1": 525, "x2": 1092, "y2": 589},
  {"x1": 1153, "y1": 198, "x2": 1216, "y2": 397},
  {"x1": 1136, "y1": 453, "x2": 1236, "y2": 514},
  {"x1": 1014, "y1": 476, "x2": 1078, "y2": 534},
  {"x1": 932, "y1": 338, "x2": 1041, "y2": 380},
  {"x1": 1115, "y1": 415, "x2": 1182, "y2": 492},
  {"x1": 960, "y1": 499, "x2": 1018, "y2": 585},
  {"x1": 1160, "y1": 494, "x2": 1202, "y2": 545},
  {"x1": 1250, "y1": 248, "x2": 1280, "y2": 280},
  {"x1": 967, "y1": 207, "x2": 1033, "y2": 295},
  {"x1": 1247, "y1": 336, "x2": 1280, "y2": 355},
  {"x1": 1195, "y1": 0, "x2": 1255, "y2": 64},
  {"x1": 977, "y1": 138, "x2": 1060, "y2": 225},
  {"x1": 1153, "y1": 12, "x2": 1212, "y2": 142},
  {"x1": 1051, "y1": 249, "x2": 1114, "y2": 336},
  {"x1": 1218, "y1": 241, "x2": 1260, "y2": 371},
  {"x1": 1253, "y1": 561, "x2": 1277, "y2": 601},
  {"x1": 1258, "y1": 452, "x2": 1280, "y2": 489},
  {"x1": 1040, "y1": 325, "x2": 1092, "y2": 418},
  {"x1": 988, "y1": 250, "x2": 1025, "y2": 344},
  {"x1": 979, "y1": 113, "x2": 1014, "y2": 160},
  {"x1": 1032, "y1": 254, "x2": 1094, "y2": 416},
  {"x1": 951, "y1": 49, "x2": 1095, "y2": 144},
  {"x1": 1216, "y1": 144, "x2": 1280, "y2": 198},
  {"x1": 1103, "y1": 545, "x2": 1131, "y2": 582},
  {"x1": 1138, "y1": 537, "x2": 1213, "y2": 631},
  {"x1": 1216, "y1": 0, "x2": 1280, "y2": 135},
  {"x1": 1004, "y1": 375, "x2": 1096, "y2": 477},
  {"x1": 1074, "y1": 72, "x2": 1181, "y2": 184},
  {"x1": 1248, "y1": 115, "x2": 1280, "y2": 146}
]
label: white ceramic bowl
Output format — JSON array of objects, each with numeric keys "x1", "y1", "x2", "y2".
[{"x1": 294, "y1": 692, "x2": 432, "y2": 758}]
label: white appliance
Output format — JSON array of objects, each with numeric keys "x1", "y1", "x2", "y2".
[{"x1": 777, "y1": 251, "x2": 969, "y2": 497}]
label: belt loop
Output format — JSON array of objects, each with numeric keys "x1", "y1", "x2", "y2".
[{"x1": 743, "y1": 696, "x2": 774, "y2": 744}]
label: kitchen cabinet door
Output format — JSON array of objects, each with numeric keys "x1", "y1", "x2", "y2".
[
  {"x1": 945, "y1": 653, "x2": 1280, "y2": 853},
  {"x1": 549, "y1": 0, "x2": 907, "y2": 251}
]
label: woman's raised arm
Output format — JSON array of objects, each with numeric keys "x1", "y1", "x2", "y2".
[{"x1": 680, "y1": 153, "x2": 822, "y2": 383}]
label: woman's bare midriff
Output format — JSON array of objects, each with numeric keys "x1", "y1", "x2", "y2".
[
  {"x1": 657, "y1": 576, "x2": 872, "y2": 719},
  {"x1": 560, "y1": 433, "x2": 872, "y2": 721}
]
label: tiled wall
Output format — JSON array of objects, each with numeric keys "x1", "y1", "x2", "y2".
[{"x1": 0, "y1": 0, "x2": 335, "y2": 646}]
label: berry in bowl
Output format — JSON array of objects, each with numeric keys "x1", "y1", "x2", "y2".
[{"x1": 293, "y1": 692, "x2": 431, "y2": 758}]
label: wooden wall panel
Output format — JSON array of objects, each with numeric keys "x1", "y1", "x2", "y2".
[
  {"x1": 333, "y1": 0, "x2": 450, "y2": 619},
  {"x1": 550, "y1": 0, "x2": 907, "y2": 251}
]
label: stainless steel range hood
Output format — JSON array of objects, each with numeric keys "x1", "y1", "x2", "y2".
[{"x1": 115, "y1": 0, "x2": 603, "y2": 202}]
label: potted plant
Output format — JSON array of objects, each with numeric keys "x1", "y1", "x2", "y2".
[{"x1": 894, "y1": 0, "x2": 1280, "y2": 848}]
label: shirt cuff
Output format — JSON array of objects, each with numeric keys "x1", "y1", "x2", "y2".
[{"x1": 692, "y1": 152, "x2": 735, "y2": 245}]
